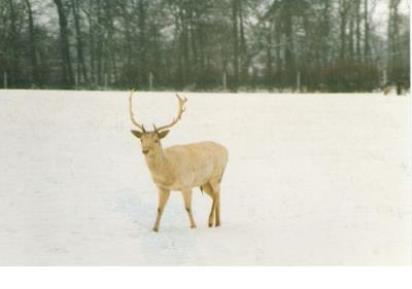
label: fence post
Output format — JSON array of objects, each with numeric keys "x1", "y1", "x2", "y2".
[
  {"x1": 3, "y1": 71, "x2": 7, "y2": 89},
  {"x1": 104, "y1": 73, "x2": 108, "y2": 90},
  {"x1": 296, "y1": 71, "x2": 301, "y2": 92},
  {"x1": 222, "y1": 71, "x2": 227, "y2": 91},
  {"x1": 149, "y1": 72, "x2": 154, "y2": 91},
  {"x1": 75, "y1": 73, "x2": 79, "y2": 90}
]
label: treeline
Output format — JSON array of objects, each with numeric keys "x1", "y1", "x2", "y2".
[{"x1": 0, "y1": 0, "x2": 410, "y2": 92}]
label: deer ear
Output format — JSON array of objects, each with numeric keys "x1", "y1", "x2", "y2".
[
  {"x1": 158, "y1": 130, "x2": 169, "y2": 139},
  {"x1": 131, "y1": 130, "x2": 143, "y2": 139}
]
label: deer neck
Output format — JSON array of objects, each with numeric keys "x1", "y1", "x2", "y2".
[
  {"x1": 144, "y1": 147, "x2": 169, "y2": 176},
  {"x1": 144, "y1": 148, "x2": 175, "y2": 188}
]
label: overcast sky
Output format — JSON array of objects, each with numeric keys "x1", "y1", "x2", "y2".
[{"x1": 373, "y1": 0, "x2": 410, "y2": 34}]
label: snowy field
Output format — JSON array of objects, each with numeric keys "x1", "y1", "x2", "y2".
[{"x1": 0, "y1": 90, "x2": 410, "y2": 265}]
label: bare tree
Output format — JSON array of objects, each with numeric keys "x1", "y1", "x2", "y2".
[
  {"x1": 53, "y1": 0, "x2": 74, "y2": 87},
  {"x1": 0, "y1": 0, "x2": 408, "y2": 91},
  {"x1": 70, "y1": 0, "x2": 88, "y2": 84}
]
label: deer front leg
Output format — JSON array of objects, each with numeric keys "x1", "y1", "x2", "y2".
[
  {"x1": 153, "y1": 188, "x2": 170, "y2": 232},
  {"x1": 182, "y1": 189, "x2": 197, "y2": 229}
]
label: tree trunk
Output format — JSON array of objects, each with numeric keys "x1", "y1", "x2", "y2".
[
  {"x1": 388, "y1": 0, "x2": 401, "y2": 82},
  {"x1": 363, "y1": 0, "x2": 370, "y2": 62},
  {"x1": 355, "y1": 0, "x2": 361, "y2": 61},
  {"x1": 189, "y1": 6, "x2": 200, "y2": 87},
  {"x1": 194, "y1": 7, "x2": 206, "y2": 88},
  {"x1": 283, "y1": 5, "x2": 295, "y2": 86},
  {"x1": 24, "y1": 0, "x2": 40, "y2": 87},
  {"x1": 138, "y1": 0, "x2": 147, "y2": 87},
  {"x1": 321, "y1": 0, "x2": 331, "y2": 67},
  {"x1": 349, "y1": 6, "x2": 354, "y2": 60},
  {"x1": 54, "y1": 0, "x2": 74, "y2": 87},
  {"x1": 121, "y1": 3, "x2": 133, "y2": 86},
  {"x1": 96, "y1": 0, "x2": 103, "y2": 86},
  {"x1": 6, "y1": 0, "x2": 19, "y2": 87},
  {"x1": 232, "y1": 0, "x2": 239, "y2": 91},
  {"x1": 339, "y1": 1, "x2": 347, "y2": 61},
  {"x1": 239, "y1": 0, "x2": 248, "y2": 84},
  {"x1": 266, "y1": 24, "x2": 273, "y2": 90},
  {"x1": 275, "y1": 18, "x2": 282, "y2": 88},
  {"x1": 178, "y1": 5, "x2": 190, "y2": 88},
  {"x1": 71, "y1": 0, "x2": 88, "y2": 83}
]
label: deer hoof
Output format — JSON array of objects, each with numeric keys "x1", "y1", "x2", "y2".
[
  {"x1": 153, "y1": 227, "x2": 159, "y2": 232},
  {"x1": 190, "y1": 224, "x2": 197, "y2": 229}
]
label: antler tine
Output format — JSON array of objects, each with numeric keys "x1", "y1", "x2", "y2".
[
  {"x1": 156, "y1": 93, "x2": 187, "y2": 132},
  {"x1": 128, "y1": 90, "x2": 145, "y2": 132}
]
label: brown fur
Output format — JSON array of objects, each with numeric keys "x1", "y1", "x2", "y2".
[
  {"x1": 129, "y1": 92, "x2": 228, "y2": 231},
  {"x1": 132, "y1": 131, "x2": 228, "y2": 231}
]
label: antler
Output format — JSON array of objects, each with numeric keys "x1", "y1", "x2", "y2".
[
  {"x1": 128, "y1": 90, "x2": 146, "y2": 132},
  {"x1": 155, "y1": 94, "x2": 187, "y2": 132}
]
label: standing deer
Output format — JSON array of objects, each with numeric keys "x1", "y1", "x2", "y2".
[{"x1": 129, "y1": 91, "x2": 228, "y2": 232}]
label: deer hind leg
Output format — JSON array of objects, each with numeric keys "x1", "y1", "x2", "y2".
[
  {"x1": 153, "y1": 188, "x2": 170, "y2": 232},
  {"x1": 202, "y1": 183, "x2": 216, "y2": 227},
  {"x1": 210, "y1": 180, "x2": 221, "y2": 227},
  {"x1": 182, "y1": 189, "x2": 197, "y2": 229}
]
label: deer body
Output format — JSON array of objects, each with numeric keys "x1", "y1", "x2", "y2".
[
  {"x1": 129, "y1": 91, "x2": 228, "y2": 232},
  {"x1": 146, "y1": 142, "x2": 228, "y2": 191}
]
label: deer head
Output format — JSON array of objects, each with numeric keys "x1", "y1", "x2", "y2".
[{"x1": 129, "y1": 90, "x2": 187, "y2": 156}]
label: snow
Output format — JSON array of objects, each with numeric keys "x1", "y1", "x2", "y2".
[{"x1": 0, "y1": 90, "x2": 410, "y2": 265}]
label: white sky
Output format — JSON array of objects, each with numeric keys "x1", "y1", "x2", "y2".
[{"x1": 373, "y1": 0, "x2": 410, "y2": 35}]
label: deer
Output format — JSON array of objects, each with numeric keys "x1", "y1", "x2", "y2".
[{"x1": 128, "y1": 91, "x2": 228, "y2": 232}]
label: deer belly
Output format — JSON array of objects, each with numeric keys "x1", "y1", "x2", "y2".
[{"x1": 188, "y1": 163, "x2": 214, "y2": 186}]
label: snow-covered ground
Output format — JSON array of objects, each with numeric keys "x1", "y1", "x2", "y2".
[{"x1": 0, "y1": 90, "x2": 410, "y2": 265}]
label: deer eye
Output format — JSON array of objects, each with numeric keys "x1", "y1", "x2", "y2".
[{"x1": 154, "y1": 140, "x2": 159, "y2": 143}]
